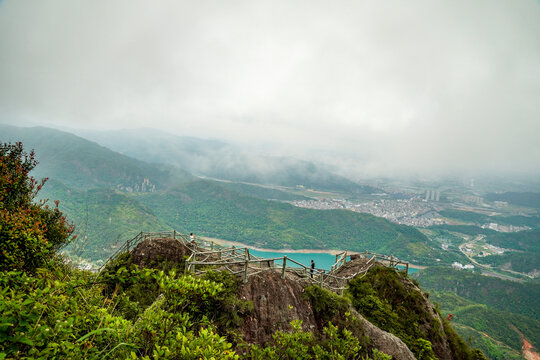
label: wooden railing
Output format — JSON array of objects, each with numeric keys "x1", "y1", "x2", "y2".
[{"x1": 99, "y1": 231, "x2": 410, "y2": 294}]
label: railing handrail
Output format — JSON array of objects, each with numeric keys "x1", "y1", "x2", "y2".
[{"x1": 99, "y1": 231, "x2": 410, "y2": 293}]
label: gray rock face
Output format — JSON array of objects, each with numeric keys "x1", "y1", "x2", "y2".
[
  {"x1": 130, "y1": 238, "x2": 189, "y2": 267},
  {"x1": 353, "y1": 309, "x2": 417, "y2": 360},
  {"x1": 238, "y1": 271, "x2": 318, "y2": 344},
  {"x1": 238, "y1": 270, "x2": 417, "y2": 360}
]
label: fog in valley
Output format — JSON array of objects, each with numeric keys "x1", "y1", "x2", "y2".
[{"x1": 1, "y1": 0, "x2": 539, "y2": 180}]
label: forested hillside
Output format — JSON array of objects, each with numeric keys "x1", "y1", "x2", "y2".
[
  {"x1": 414, "y1": 268, "x2": 540, "y2": 360},
  {"x1": 0, "y1": 124, "x2": 192, "y2": 190},
  {"x1": 132, "y1": 179, "x2": 460, "y2": 265},
  {"x1": 38, "y1": 180, "x2": 169, "y2": 261},
  {"x1": 429, "y1": 291, "x2": 540, "y2": 360},
  {"x1": 414, "y1": 267, "x2": 540, "y2": 321},
  {"x1": 439, "y1": 209, "x2": 540, "y2": 228}
]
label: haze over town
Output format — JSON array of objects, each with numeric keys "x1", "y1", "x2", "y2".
[{"x1": 1, "y1": 0, "x2": 539, "y2": 178}]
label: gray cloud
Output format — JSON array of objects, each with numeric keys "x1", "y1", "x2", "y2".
[{"x1": 1, "y1": 0, "x2": 539, "y2": 178}]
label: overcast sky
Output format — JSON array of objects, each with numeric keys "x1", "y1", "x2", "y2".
[{"x1": 1, "y1": 0, "x2": 539, "y2": 178}]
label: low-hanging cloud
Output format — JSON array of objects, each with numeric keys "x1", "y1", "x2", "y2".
[{"x1": 1, "y1": 0, "x2": 539, "y2": 178}]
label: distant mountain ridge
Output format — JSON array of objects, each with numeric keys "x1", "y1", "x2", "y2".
[
  {"x1": 71, "y1": 127, "x2": 376, "y2": 193},
  {"x1": 0, "y1": 124, "x2": 193, "y2": 190}
]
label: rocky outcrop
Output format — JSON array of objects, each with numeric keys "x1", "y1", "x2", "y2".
[
  {"x1": 337, "y1": 258, "x2": 456, "y2": 360},
  {"x1": 237, "y1": 270, "x2": 417, "y2": 360},
  {"x1": 411, "y1": 283, "x2": 454, "y2": 360},
  {"x1": 130, "y1": 238, "x2": 190, "y2": 268},
  {"x1": 238, "y1": 271, "x2": 318, "y2": 344},
  {"x1": 354, "y1": 309, "x2": 416, "y2": 360},
  {"x1": 127, "y1": 239, "x2": 463, "y2": 360}
]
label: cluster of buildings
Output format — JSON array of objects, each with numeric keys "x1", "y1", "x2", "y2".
[
  {"x1": 116, "y1": 178, "x2": 156, "y2": 192},
  {"x1": 290, "y1": 198, "x2": 445, "y2": 227},
  {"x1": 481, "y1": 223, "x2": 530, "y2": 233},
  {"x1": 451, "y1": 262, "x2": 475, "y2": 270}
]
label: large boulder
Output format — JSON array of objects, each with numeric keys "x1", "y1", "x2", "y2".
[{"x1": 130, "y1": 238, "x2": 190, "y2": 268}]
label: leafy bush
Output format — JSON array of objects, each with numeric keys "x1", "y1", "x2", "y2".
[
  {"x1": 0, "y1": 267, "x2": 132, "y2": 359},
  {"x1": 302, "y1": 285, "x2": 351, "y2": 326},
  {"x1": 346, "y1": 267, "x2": 440, "y2": 360},
  {"x1": 0, "y1": 142, "x2": 74, "y2": 272},
  {"x1": 246, "y1": 320, "x2": 365, "y2": 360}
]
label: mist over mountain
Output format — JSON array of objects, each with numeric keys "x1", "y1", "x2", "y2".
[{"x1": 70, "y1": 127, "x2": 376, "y2": 193}]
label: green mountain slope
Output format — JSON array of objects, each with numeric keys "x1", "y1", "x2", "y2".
[
  {"x1": 38, "y1": 179, "x2": 170, "y2": 261},
  {"x1": 429, "y1": 291, "x2": 539, "y2": 360},
  {"x1": 132, "y1": 179, "x2": 458, "y2": 264},
  {"x1": 414, "y1": 267, "x2": 540, "y2": 321},
  {"x1": 218, "y1": 181, "x2": 312, "y2": 201},
  {"x1": 484, "y1": 229, "x2": 540, "y2": 253},
  {"x1": 0, "y1": 124, "x2": 192, "y2": 190}
]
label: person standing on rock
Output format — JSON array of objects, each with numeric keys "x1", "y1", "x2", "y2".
[
  {"x1": 190, "y1": 233, "x2": 196, "y2": 246},
  {"x1": 311, "y1": 259, "x2": 315, "y2": 278}
]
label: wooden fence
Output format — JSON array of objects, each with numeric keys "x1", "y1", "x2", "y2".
[{"x1": 99, "y1": 231, "x2": 410, "y2": 294}]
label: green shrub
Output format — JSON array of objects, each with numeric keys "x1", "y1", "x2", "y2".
[
  {"x1": 302, "y1": 285, "x2": 350, "y2": 326},
  {"x1": 0, "y1": 267, "x2": 133, "y2": 359},
  {"x1": 0, "y1": 142, "x2": 74, "y2": 272},
  {"x1": 246, "y1": 320, "x2": 365, "y2": 360},
  {"x1": 346, "y1": 267, "x2": 438, "y2": 360}
]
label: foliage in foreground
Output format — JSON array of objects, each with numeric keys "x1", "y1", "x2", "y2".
[
  {"x1": 0, "y1": 142, "x2": 74, "y2": 272},
  {"x1": 1, "y1": 263, "x2": 398, "y2": 359},
  {"x1": 0, "y1": 265, "x2": 239, "y2": 359}
]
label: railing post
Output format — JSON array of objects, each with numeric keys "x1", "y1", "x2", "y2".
[
  {"x1": 218, "y1": 250, "x2": 222, "y2": 259},
  {"x1": 232, "y1": 246, "x2": 236, "y2": 256},
  {"x1": 405, "y1": 263, "x2": 409, "y2": 276},
  {"x1": 173, "y1": 230, "x2": 176, "y2": 239},
  {"x1": 245, "y1": 248, "x2": 248, "y2": 261},
  {"x1": 281, "y1": 256, "x2": 287, "y2": 279},
  {"x1": 344, "y1": 251, "x2": 348, "y2": 263},
  {"x1": 319, "y1": 272, "x2": 324, "y2": 286},
  {"x1": 211, "y1": 242, "x2": 214, "y2": 251},
  {"x1": 243, "y1": 260, "x2": 249, "y2": 283},
  {"x1": 335, "y1": 254, "x2": 339, "y2": 263}
]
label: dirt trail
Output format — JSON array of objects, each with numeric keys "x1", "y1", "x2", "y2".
[
  {"x1": 510, "y1": 324, "x2": 540, "y2": 360},
  {"x1": 523, "y1": 339, "x2": 540, "y2": 360}
]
